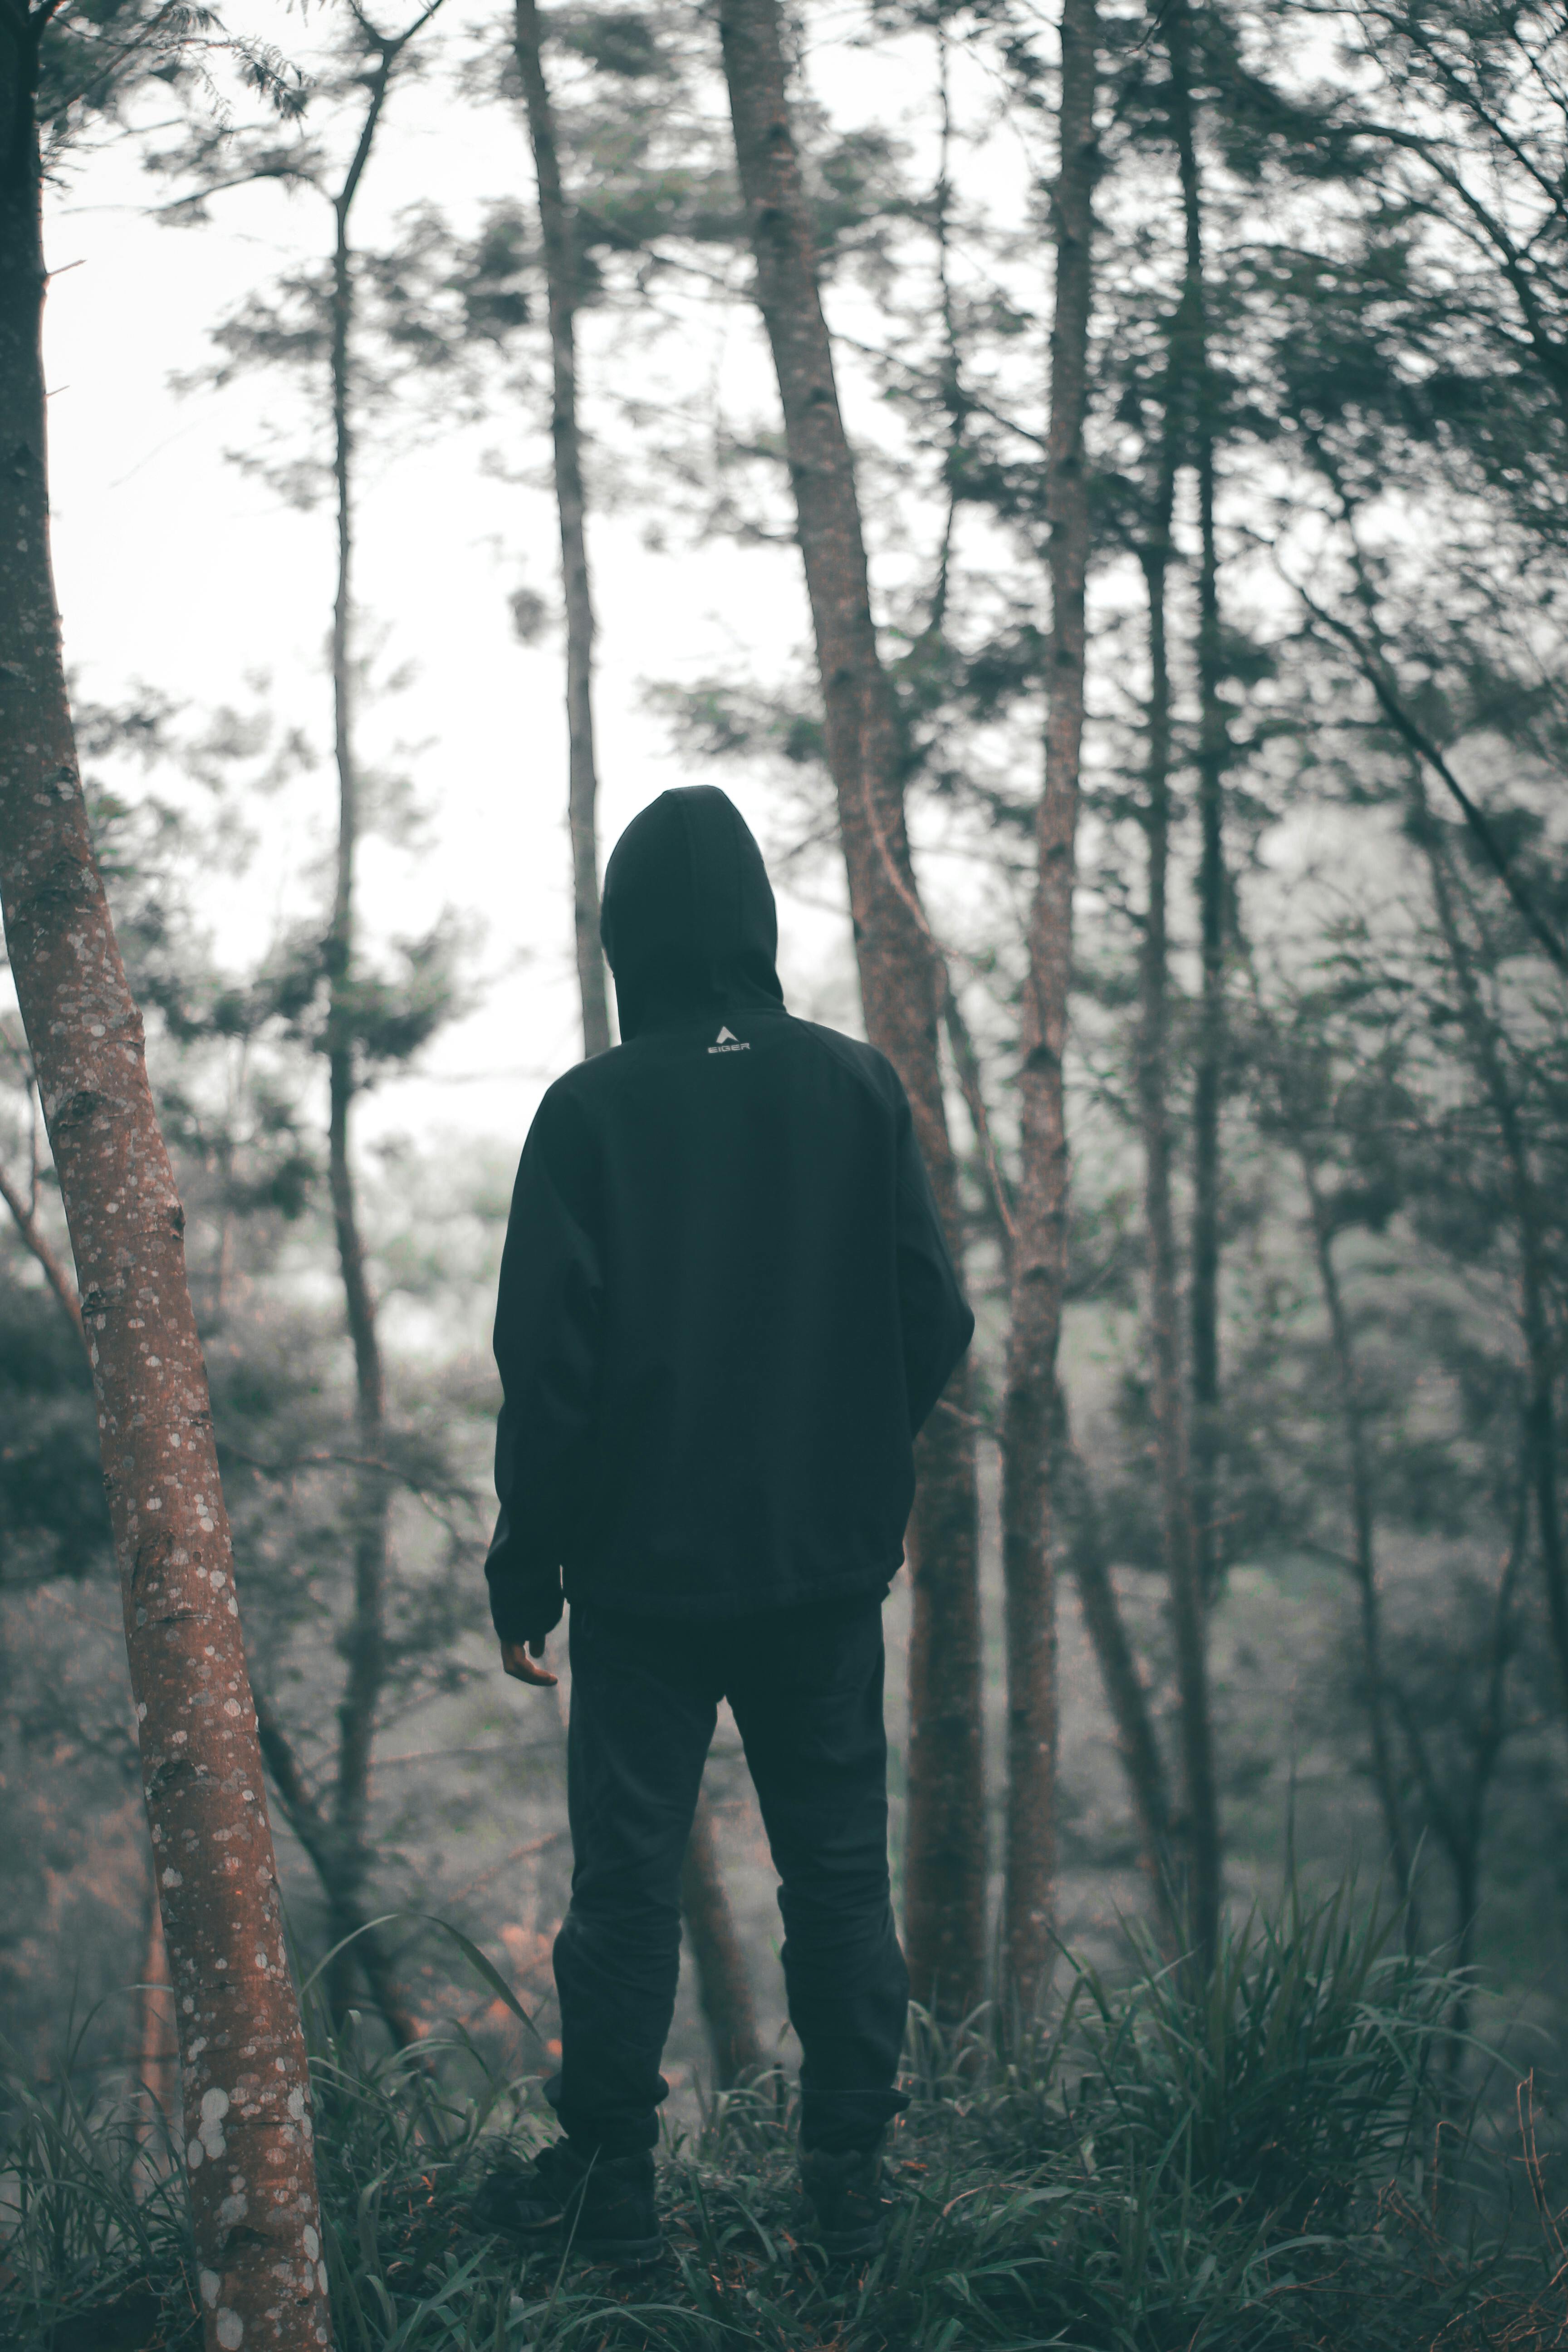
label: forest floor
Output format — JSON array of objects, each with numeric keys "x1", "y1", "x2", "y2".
[{"x1": 3, "y1": 1888, "x2": 1566, "y2": 2351}]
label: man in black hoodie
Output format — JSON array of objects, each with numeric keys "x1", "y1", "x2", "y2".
[{"x1": 476, "y1": 785, "x2": 973, "y2": 2265}]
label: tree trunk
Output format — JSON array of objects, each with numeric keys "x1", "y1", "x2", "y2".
[
  {"x1": 998, "y1": 0, "x2": 1098, "y2": 2018},
  {"x1": 513, "y1": 0, "x2": 612, "y2": 1057},
  {"x1": 1446, "y1": 1513, "x2": 1522, "y2": 2085},
  {"x1": 322, "y1": 56, "x2": 403, "y2": 2038},
  {"x1": 512, "y1": 2, "x2": 759, "y2": 2062},
  {"x1": 0, "y1": 15, "x2": 330, "y2": 2343},
  {"x1": 1395, "y1": 1486, "x2": 1522, "y2": 2089},
  {"x1": 1052, "y1": 1392, "x2": 1180, "y2": 1937},
  {"x1": 137, "y1": 1878, "x2": 178, "y2": 2146},
  {"x1": 1408, "y1": 779, "x2": 1568, "y2": 1716},
  {"x1": 253, "y1": 1687, "x2": 420, "y2": 2047},
  {"x1": 1313, "y1": 480, "x2": 1568, "y2": 1727},
  {"x1": 1297, "y1": 1157, "x2": 1415, "y2": 1921},
  {"x1": 1164, "y1": 0, "x2": 1228, "y2": 1600},
  {"x1": 680, "y1": 1792, "x2": 768, "y2": 2087},
  {"x1": 0, "y1": 1098, "x2": 83, "y2": 1339},
  {"x1": 1137, "y1": 465, "x2": 1221, "y2": 1969},
  {"x1": 717, "y1": 0, "x2": 985, "y2": 2020}
]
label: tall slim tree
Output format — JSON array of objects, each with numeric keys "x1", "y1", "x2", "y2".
[
  {"x1": 1407, "y1": 771, "x2": 1568, "y2": 1713},
  {"x1": 512, "y1": 0, "x2": 612, "y2": 1056},
  {"x1": 716, "y1": 0, "x2": 986, "y2": 2018},
  {"x1": 319, "y1": 0, "x2": 448, "y2": 2032},
  {"x1": 510, "y1": 0, "x2": 762, "y2": 2078},
  {"x1": 999, "y1": 0, "x2": 1098, "y2": 2014},
  {"x1": 1163, "y1": 0, "x2": 1229, "y2": 1599},
  {"x1": 1298, "y1": 1147, "x2": 1416, "y2": 1912},
  {"x1": 0, "y1": 7, "x2": 330, "y2": 2346},
  {"x1": 1136, "y1": 397, "x2": 1221, "y2": 1967},
  {"x1": 155, "y1": 6, "x2": 457, "y2": 2039}
]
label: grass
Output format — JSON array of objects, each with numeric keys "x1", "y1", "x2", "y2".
[{"x1": 1, "y1": 1883, "x2": 1563, "y2": 2351}]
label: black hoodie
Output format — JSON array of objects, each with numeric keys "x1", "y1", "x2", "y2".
[{"x1": 485, "y1": 785, "x2": 974, "y2": 1644}]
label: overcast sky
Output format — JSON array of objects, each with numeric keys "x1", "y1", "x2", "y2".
[{"x1": 34, "y1": 3, "x2": 1016, "y2": 1161}]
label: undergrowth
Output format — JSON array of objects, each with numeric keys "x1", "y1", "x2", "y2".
[{"x1": 2, "y1": 1884, "x2": 1563, "y2": 2350}]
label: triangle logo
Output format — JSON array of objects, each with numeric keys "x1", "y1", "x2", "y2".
[{"x1": 716, "y1": 1027, "x2": 738, "y2": 1044}]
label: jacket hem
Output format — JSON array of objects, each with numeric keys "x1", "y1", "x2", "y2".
[{"x1": 560, "y1": 1556, "x2": 902, "y2": 1622}]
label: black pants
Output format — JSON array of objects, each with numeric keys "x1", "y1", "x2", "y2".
[{"x1": 545, "y1": 1591, "x2": 909, "y2": 2156}]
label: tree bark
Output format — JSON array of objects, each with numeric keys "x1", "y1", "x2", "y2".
[
  {"x1": 717, "y1": 0, "x2": 985, "y2": 2019},
  {"x1": 0, "y1": 13, "x2": 330, "y2": 2343},
  {"x1": 512, "y1": 0, "x2": 759, "y2": 2059},
  {"x1": 137, "y1": 1877, "x2": 178, "y2": 2146},
  {"x1": 1163, "y1": 0, "x2": 1228, "y2": 1600},
  {"x1": 323, "y1": 44, "x2": 403, "y2": 2036},
  {"x1": 1052, "y1": 1392, "x2": 1180, "y2": 1936},
  {"x1": 998, "y1": 0, "x2": 1098, "y2": 2017},
  {"x1": 0, "y1": 1133, "x2": 83, "y2": 1338},
  {"x1": 1394, "y1": 1479, "x2": 1523, "y2": 2087},
  {"x1": 253, "y1": 1686, "x2": 420, "y2": 2046},
  {"x1": 1297, "y1": 1157, "x2": 1416, "y2": 1923},
  {"x1": 1137, "y1": 456, "x2": 1221, "y2": 1969},
  {"x1": 513, "y1": 0, "x2": 612, "y2": 1057},
  {"x1": 680, "y1": 1792, "x2": 768, "y2": 2087},
  {"x1": 1407, "y1": 778, "x2": 1568, "y2": 1716}
]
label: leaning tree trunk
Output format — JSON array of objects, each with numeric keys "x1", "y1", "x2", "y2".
[
  {"x1": 512, "y1": 0, "x2": 760, "y2": 2060},
  {"x1": 0, "y1": 16, "x2": 330, "y2": 2346},
  {"x1": 717, "y1": 0, "x2": 986, "y2": 2019},
  {"x1": 1164, "y1": 0, "x2": 1228, "y2": 1602},
  {"x1": 513, "y1": 0, "x2": 612, "y2": 1057},
  {"x1": 998, "y1": 0, "x2": 1098, "y2": 2018},
  {"x1": 1137, "y1": 451, "x2": 1221, "y2": 1970}
]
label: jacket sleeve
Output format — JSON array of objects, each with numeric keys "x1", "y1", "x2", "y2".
[
  {"x1": 486, "y1": 1083, "x2": 603, "y2": 1645},
  {"x1": 894, "y1": 1086, "x2": 975, "y2": 1436}
]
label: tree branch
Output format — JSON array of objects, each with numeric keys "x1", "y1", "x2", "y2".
[
  {"x1": 0, "y1": 1151, "x2": 83, "y2": 1342},
  {"x1": 1293, "y1": 582, "x2": 1568, "y2": 975}
]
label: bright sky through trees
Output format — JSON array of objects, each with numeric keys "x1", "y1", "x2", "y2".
[{"x1": 37, "y1": 2, "x2": 1015, "y2": 1148}]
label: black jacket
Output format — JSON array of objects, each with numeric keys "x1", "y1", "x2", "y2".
[{"x1": 485, "y1": 784, "x2": 974, "y2": 1644}]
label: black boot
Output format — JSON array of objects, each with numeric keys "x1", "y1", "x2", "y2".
[
  {"x1": 473, "y1": 2140, "x2": 662, "y2": 2266},
  {"x1": 798, "y1": 2137, "x2": 889, "y2": 2256}
]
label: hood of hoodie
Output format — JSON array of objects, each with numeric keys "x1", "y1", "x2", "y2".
[{"x1": 600, "y1": 786, "x2": 785, "y2": 1041}]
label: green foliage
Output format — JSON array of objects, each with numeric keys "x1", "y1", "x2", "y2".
[
  {"x1": 0, "y1": 2021, "x2": 190, "y2": 2352},
  {"x1": 2, "y1": 1887, "x2": 1559, "y2": 2351},
  {"x1": 1023, "y1": 1888, "x2": 1451, "y2": 2234}
]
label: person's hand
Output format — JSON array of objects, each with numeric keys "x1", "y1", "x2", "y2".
[{"x1": 500, "y1": 1636, "x2": 559, "y2": 1688}]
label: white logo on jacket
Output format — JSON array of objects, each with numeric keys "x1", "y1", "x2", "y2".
[{"x1": 708, "y1": 1026, "x2": 750, "y2": 1055}]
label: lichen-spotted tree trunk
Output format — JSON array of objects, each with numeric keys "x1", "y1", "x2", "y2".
[
  {"x1": 510, "y1": 0, "x2": 762, "y2": 2073},
  {"x1": 0, "y1": 11, "x2": 330, "y2": 2345},
  {"x1": 997, "y1": 0, "x2": 1098, "y2": 2017},
  {"x1": 717, "y1": 0, "x2": 986, "y2": 2019},
  {"x1": 513, "y1": 0, "x2": 612, "y2": 1059}
]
